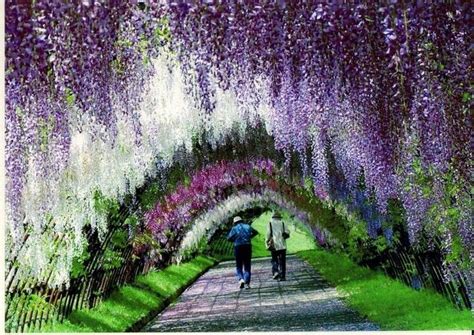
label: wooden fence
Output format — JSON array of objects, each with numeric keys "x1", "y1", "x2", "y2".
[{"x1": 5, "y1": 205, "x2": 156, "y2": 333}]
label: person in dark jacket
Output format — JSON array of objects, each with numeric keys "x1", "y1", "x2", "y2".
[{"x1": 227, "y1": 216, "x2": 258, "y2": 289}]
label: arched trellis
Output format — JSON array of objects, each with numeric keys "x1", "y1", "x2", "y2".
[
  {"x1": 4, "y1": 156, "x2": 294, "y2": 332},
  {"x1": 5, "y1": 2, "x2": 472, "y2": 332},
  {"x1": 4, "y1": 155, "x2": 343, "y2": 332},
  {"x1": 175, "y1": 188, "x2": 337, "y2": 263},
  {"x1": 6, "y1": 156, "x2": 472, "y2": 332}
]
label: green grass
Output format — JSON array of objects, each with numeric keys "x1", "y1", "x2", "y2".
[
  {"x1": 297, "y1": 249, "x2": 474, "y2": 330},
  {"x1": 41, "y1": 255, "x2": 216, "y2": 333}
]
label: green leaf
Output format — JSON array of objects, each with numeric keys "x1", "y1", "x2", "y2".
[
  {"x1": 93, "y1": 190, "x2": 120, "y2": 217},
  {"x1": 111, "y1": 230, "x2": 128, "y2": 248},
  {"x1": 101, "y1": 248, "x2": 124, "y2": 271},
  {"x1": 65, "y1": 87, "x2": 76, "y2": 107},
  {"x1": 461, "y1": 92, "x2": 471, "y2": 103},
  {"x1": 124, "y1": 215, "x2": 139, "y2": 228},
  {"x1": 70, "y1": 242, "x2": 90, "y2": 279}
]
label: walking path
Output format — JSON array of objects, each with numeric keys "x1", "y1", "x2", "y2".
[{"x1": 143, "y1": 255, "x2": 379, "y2": 332}]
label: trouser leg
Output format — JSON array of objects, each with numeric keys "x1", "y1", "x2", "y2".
[
  {"x1": 279, "y1": 249, "x2": 287, "y2": 279},
  {"x1": 234, "y1": 246, "x2": 244, "y2": 281},
  {"x1": 271, "y1": 250, "x2": 279, "y2": 275},
  {"x1": 276, "y1": 250, "x2": 282, "y2": 275},
  {"x1": 242, "y1": 244, "x2": 251, "y2": 284}
]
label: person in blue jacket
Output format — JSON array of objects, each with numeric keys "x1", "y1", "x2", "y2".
[{"x1": 227, "y1": 216, "x2": 258, "y2": 289}]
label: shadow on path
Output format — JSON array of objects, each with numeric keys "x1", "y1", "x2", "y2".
[{"x1": 143, "y1": 255, "x2": 379, "y2": 332}]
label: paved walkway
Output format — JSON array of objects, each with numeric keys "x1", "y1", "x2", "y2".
[{"x1": 143, "y1": 255, "x2": 379, "y2": 332}]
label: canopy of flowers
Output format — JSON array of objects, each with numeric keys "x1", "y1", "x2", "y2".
[
  {"x1": 145, "y1": 159, "x2": 274, "y2": 243},
  {"x1": 5, "y1": 2, "x2": 472, "y2": 287},
  {"x1": 143, "y1": 159, "x2": 337, "y2": 264},
  {"x1": 176, "y1": 189, "x2": 334, "y2": 263}
]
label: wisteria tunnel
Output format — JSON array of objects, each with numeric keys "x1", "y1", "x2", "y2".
[{"x1": 4, "y1": 1, "x2": 473, "y2": 333}]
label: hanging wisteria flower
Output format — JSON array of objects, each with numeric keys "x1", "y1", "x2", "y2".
[{"x1": 5, "y1": 1, "x2": 472, "y2": 289}]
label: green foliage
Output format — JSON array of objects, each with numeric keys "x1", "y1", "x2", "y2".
[
  {"x1": 347, "y1": 220, "x2": 370, "y2": 262},
  {"x1": 111, "y1": 37, "x2": 133, "y2": 76},
  {"x1": 191, "y1": 233, "x2": 212, "y2": 257},
  {"x1": 445, "y1": 236, "x2": 463, "y2": 265},
  {"x1": 138, "y1": 181, "x2": 162, "y2": 210},
  {"x1": 373, "y1": 235, "x2": 388, "y2": 253},
  {"x1": 29, "y1": 294, "x2": 55, "y2": 313},
  {"x1": 101, "y1": 249, "x2": 124, "y2": 271},
  {"x1": 124, "y1": 215, "x2": 139, "y2": 228},
  {"x1": 38, "y1": 115, "x2": 56, "y2": 152},
  {"x1": 414, "y1": 165, "x2": 472, "y2": 269},
  {"x1": 138, "y1": 165, "x2": 190, "y2": 211},
  {"x1": 111, "y1": 57, "x2": 126, "y2": 76},
  {"x1": 41, "y1": 256, "x2": 216, "y2": 333},
  {"x1": 153, "y1": 17, "x2": 172, "y2": 46},
  {"x1": 207, "y1": 234, "x2": 234, "y2": 261},
  {"x1": 110, "y1": 229, "x2": 128, "y2": 248},
  {"x1": 461, "y1": 91, "x2": 471, "y2": 103},
  {"x1": 7, "y1": 294, "x2": 56, "y2": 332},
  {"x1": 70, "y1": 242, "x2": 91, "y2": 279},
  {"x1": 138, "y1": 35, "x2": 151, "y2": 66},
  {"x1": 298, "y1": 249, "x2": 474, "y2": 330},
  {"x1": 303, "y1": 177, "x2": 314, "y2": 193},
  {"x1": 384, "y1": 199, "x2": 405, "y2": 244},
  {"x1": 166, "y1": 165, "x2": 190, "y2": 190},
  {"x1": 64, "y1": 87, "x2": 76, "y2": 108},
  {"x1": 93, "y1": 190, "x2": 120, "y2": 219}
]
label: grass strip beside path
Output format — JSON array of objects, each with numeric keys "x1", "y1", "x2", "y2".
[
  {"x1": 297, "y1": 249, "x2": 473, "y2": 330},
  {"x1": 42, "y1": 255, "x2": 217, "y2": 333}
]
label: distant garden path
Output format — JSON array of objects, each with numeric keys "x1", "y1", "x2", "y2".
[{"x1": 143, "y1": 255, "x2": 379, "y2": 332}]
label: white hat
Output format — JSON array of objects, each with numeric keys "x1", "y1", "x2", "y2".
[{"x1": 233, "y1": 216, "x2": 243, "y2": 224}]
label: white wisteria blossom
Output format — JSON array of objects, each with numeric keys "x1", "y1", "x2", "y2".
[{"x1": 6, "y1": 55, "x2": 275, "y2": 288}]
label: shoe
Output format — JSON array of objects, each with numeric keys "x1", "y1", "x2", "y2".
[
  {"x1": 245, "y1": 284, "x2": 251, "y2": 289},
  {"x1": 272, "y1": 273, "x2": 280, "y2": 280},
  {"x1": 278, "y1": 277, "x2": 286, "y2": 282},
  {"x1": 239, "y1": 279, "x2": 245, "y2": 289}
]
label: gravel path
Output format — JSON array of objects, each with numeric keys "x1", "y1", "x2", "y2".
[{"x1": 143, "y1": 255, "x2": 379, "y2": 332}]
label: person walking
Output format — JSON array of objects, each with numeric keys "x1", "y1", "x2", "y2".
[
  {"x1": 227, "y1": 216, "x2": 258, "y2": 289},
  {"x1": 265, "y1": 212, "x2": 290, "y2": 281}
]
